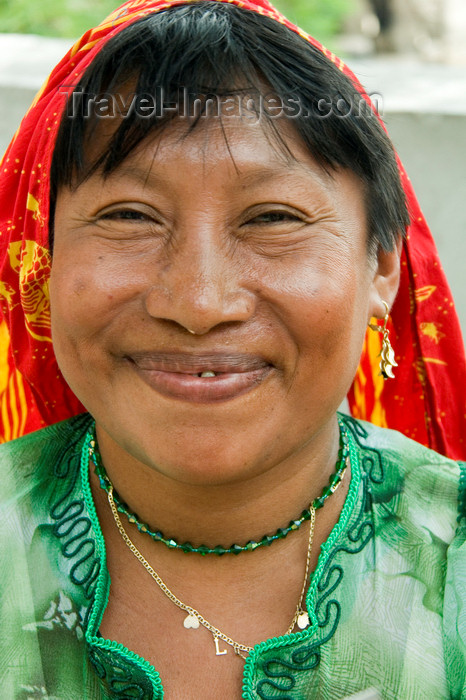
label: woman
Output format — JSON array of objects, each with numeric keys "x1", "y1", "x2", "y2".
[{"x1": 0, "y1": 0, "x2": 465, "y2": 698}]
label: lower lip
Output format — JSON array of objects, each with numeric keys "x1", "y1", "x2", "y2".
[{"x1": 131, "y1": 365, "x2": 273, "y2": 403}]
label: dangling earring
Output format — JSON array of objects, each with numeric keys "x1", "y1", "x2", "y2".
[{"x1": 369, "y1": 301, "x2": 398, "y2": 379}]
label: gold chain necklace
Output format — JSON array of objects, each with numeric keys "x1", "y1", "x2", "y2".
[{"x1": 107, "y1": 486, "x2": 316, "y2": 660}]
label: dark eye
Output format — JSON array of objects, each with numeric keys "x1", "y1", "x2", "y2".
[
  {"x1": 248, "y1": 211, "x2": 302, "y2": 225},
  {"x1": 100, "y1": 210, "x2": 149, "y2": 221}
]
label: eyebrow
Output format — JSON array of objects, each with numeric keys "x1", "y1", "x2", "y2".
[
  {"x1": 106, "y1": 164, "x2": 165, "y2": 189},
  {"x1": 235, "y1": 162, "x2": 333, "y2": 189},
  {"x1": 105, "y1": 158, "x2": 333, "y2": 192}
]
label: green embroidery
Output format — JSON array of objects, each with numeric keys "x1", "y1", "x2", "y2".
[
  {"x1": 43, "y1": 414, "x2": 460, "y2": 700},
  {"x1": 87, "y1": 642, "x2": 158, "y2": 699},
  {"x1": 79, "y1": 425, "x2": 164, "y2": 700},
  {"x1": 246, "y1": 416, "x2": 383, "y2": 699},
  {"x1": 48, "y1": 415, "x2": 162, "y2": 699},
  {"x1": 49, "y1": 415, "x2": 101, "y2": 623}
]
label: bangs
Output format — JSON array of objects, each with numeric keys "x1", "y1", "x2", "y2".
[{"x1": 51, "y1": 1, "x2": 410, "y2": 251}]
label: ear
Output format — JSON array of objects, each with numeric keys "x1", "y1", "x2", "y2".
[{"x1": 368, "y1": 236, "x2": 403, "y2": 320}]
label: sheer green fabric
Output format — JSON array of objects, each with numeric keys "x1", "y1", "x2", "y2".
[{"x1": 1, "y1": 413, "x2": 465, "y2": 699}]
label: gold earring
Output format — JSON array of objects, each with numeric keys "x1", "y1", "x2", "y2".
[{"x1": 369, "y1": 301, "x2": 398, "y2": 379}]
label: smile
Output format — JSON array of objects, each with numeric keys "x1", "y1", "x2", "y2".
[{"x1": 125, "y1": 352, "x2": 274, "y2": 403}]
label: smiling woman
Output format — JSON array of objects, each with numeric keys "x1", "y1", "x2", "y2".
[
  {"x1": 0, "y1": 1, "x2": 466, "y2": 699},
  {"x1": 51, "y1": 118, "x2": 380, "y2": 485}
]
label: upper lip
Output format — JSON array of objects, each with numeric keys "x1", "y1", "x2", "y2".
[{"x1": 126, "y1": 352, "x2": 271, "y2": 374}]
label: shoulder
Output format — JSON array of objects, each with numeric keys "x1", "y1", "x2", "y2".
[
  {"x1": 342, "y1": 414, "x2": 462, "y2": 543},
  {"x1": 0, "y1": 413, "x2": 92, "y2": 510},
  {"x1": 0, "y1": 415, "x2": 98, "y2": 695},
  {"x1": 0, "y1": 412, "x2": 91, "y2": 464},
  {"x1": 0, "y1": 412, "x2": 91, "y2": 460},
  {"x1": 343, "y1": 413, "x2": 460, "y2": 466},
  {"x1": 338, "y1": 417, "x2": 466, "y2": 696},
  {"x1": 343, "y1": 413, "x2": 461, "y2": 489}
]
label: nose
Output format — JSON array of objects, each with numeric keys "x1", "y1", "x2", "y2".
[{"x1": 144, "y1": 229, "x2": 256, "y2": 335}]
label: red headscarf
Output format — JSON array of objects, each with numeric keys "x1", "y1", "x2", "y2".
[{"x1": 0, "y1": 0, "x2": 465, "y2": 458}]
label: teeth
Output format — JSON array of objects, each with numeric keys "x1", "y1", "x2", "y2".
[{"x1": 199, "y1": 371, "x2": 216, "y2": 378}]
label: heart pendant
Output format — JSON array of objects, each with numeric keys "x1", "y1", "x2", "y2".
[
  {"x1": 297, "y1": 612, "x2": 309, "y2": 629},
  {"x1": 183, "y1": 614, "x2": 200, "y2": 629}
]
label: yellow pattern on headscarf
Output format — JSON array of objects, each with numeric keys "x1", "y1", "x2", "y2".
[
  {"x1": 0, "y1": 321, "x2": 27, "y2": 442},
  {"x1": 352, "y1": 357, "x2": 367, "y2": 420},
  {"x1": 367, "y1": 325, "x2": 387, "y2": 427},
  {"x1": 8, "y1": 241, "x2": 52, "y2": 343},
  {"x1": 26, "y1": 193, "x2": 45, "y2": 227}
]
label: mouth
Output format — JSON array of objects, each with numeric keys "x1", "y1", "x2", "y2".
[{"x1": 125, "y1": 352, "x2": 274, "y2": 403}]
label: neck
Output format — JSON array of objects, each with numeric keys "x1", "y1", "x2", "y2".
[{"x1": 92, "y1": 415, "x2": 344, "y2": 549}]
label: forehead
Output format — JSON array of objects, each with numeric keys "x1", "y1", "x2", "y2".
[
  {"x1": 83, "y1": 111, "x2": 347, "y2": 194},
  {"x1": 54, "y1": 110, "x2": 371, "y2": 263},
  {"x1": 60, "y1": 113, "x2": 369, "y2": 254}
]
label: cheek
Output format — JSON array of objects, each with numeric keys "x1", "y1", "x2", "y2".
[
  {"x1": 260, "y1": 251, "x2": 369, "y2": 353},
  {"x1": 49, "y1": 259, "x2": 118, "y2": 371},
  {"x1": 50, "y1": 263, "x2": 92, "y2": 331},
  {"x1": 50, "y1": 249, "x2": 140, "y2": 328},
  {"x1": 49, "y1": 275, "x2": 87, "y2": 385},
  {"x1": 49, "y1": 256, "x2": 129, "y2": 402}
]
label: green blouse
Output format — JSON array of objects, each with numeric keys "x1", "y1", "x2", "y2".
[{"x1": 1, "y1": 413, "x2": 465, "y2": 699}]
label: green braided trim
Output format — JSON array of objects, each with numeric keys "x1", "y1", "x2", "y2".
[
  {"x1": 241, "y1": 416, "x2": 361, "y2": 698},
  {"x1": 80, "y1": 430, "x2": 164, "y2": 699}
]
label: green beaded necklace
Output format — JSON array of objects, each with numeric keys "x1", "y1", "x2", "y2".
[{"x1": 87, "y1": 418, "x2": 349, "y2": 555}]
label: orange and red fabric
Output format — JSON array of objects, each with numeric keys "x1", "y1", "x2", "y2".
[{"x1": 0, "y1": 0, "x2": 465, "y2": 458}]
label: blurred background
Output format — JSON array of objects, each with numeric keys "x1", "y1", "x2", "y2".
[
  {"x1": 2, "y1": 0, "x2": 350, "y2": 41},
  {"x1": 0, "y1": 0, "x2": 465, "y2": 336},
  {"x1": 0, "y1": 0, "x2": 464, "y2": 56}
]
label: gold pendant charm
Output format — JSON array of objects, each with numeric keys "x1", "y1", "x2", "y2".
[
  {"x1": 297, "y1": 611, "x2": 310, "y2": 629},
  {"x1": 183, "y1": 614, "x2": 200, "y2": 629},
  {"x1": 214, "y1": 637, "x2": 228, "y2": 655},
  {"x1": 380, "y1": 340, "x2": 398, "y2": 379},
  {"x1": 369, "y1": 302, "x2": 397, "y2": 380}
]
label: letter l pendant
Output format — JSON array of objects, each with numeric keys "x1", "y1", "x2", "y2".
[{"x1": 214, "y1": 637, "x2": 227, "y2": 656}]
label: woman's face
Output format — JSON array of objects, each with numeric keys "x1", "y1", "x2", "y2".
[{"x1": 50, "y1": 115, "x2": 399, "y2": 485}]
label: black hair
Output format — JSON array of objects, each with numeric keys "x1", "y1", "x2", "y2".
[{"x1": 50, "y1": 1, "x2": 410, "y2": 252}]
